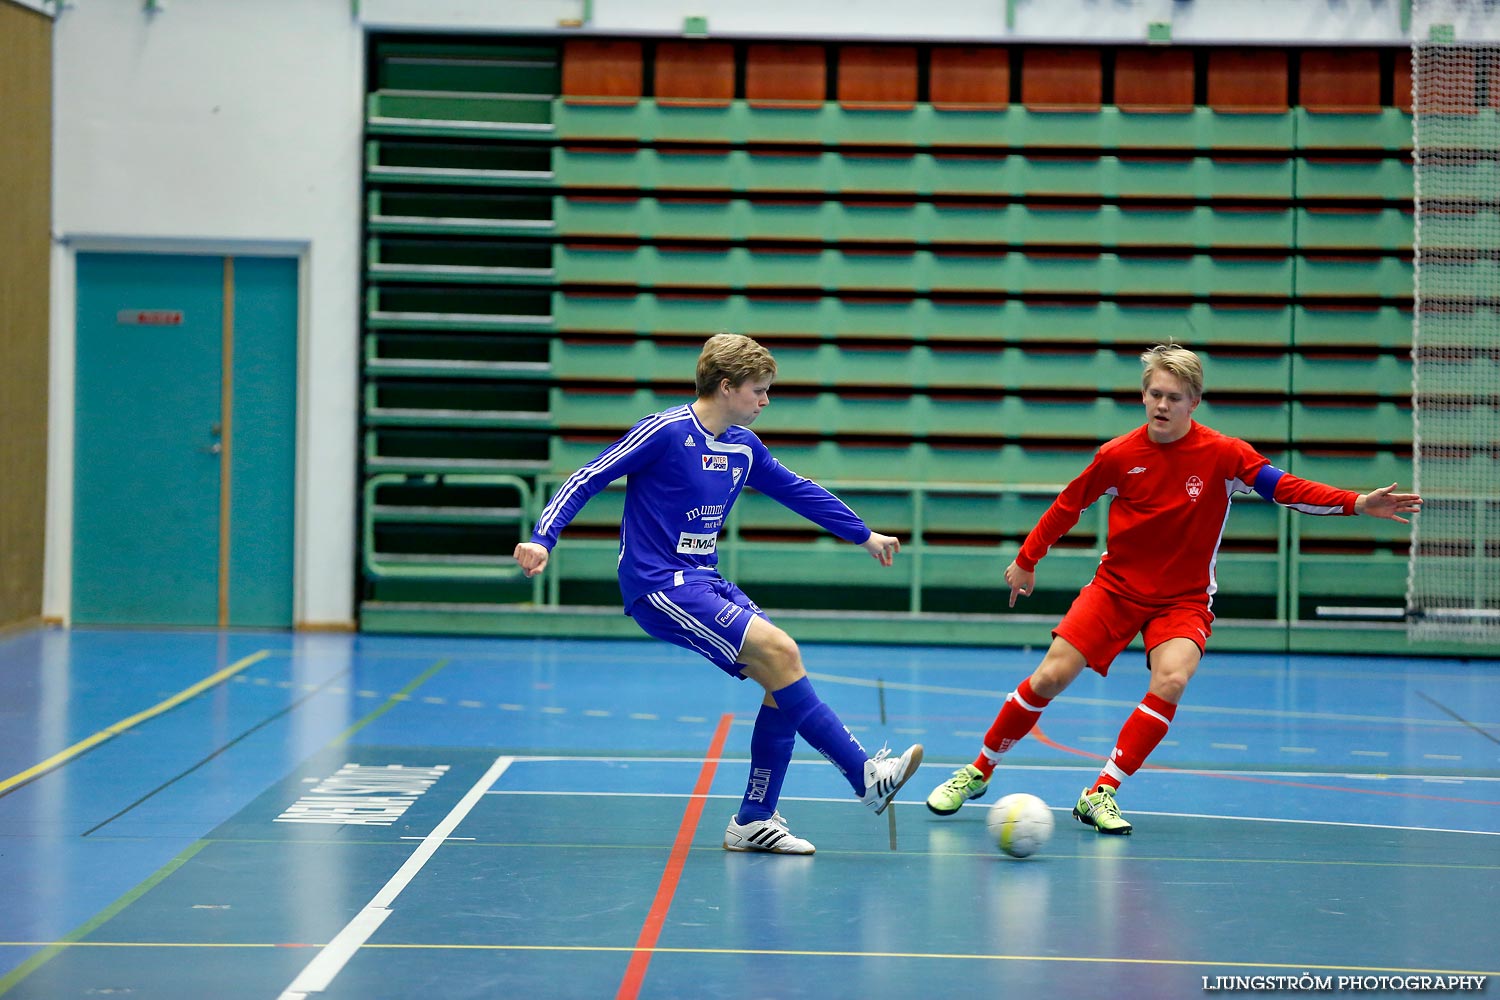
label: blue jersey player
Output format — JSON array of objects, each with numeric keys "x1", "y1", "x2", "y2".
[{"x1": 514, "y1": 333, "x2": 923, "y2": 854}]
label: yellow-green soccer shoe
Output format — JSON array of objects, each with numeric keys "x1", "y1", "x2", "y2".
[
  {"x1": 1072, "y1": 785, "x2": 1133, "y2": 835},
  {"x1": 925, "y1": 764, "x2": 989, "y2": 816}
]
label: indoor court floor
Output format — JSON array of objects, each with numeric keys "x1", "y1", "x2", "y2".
[{"x1": 0, "y1": 626, "x2": 1495, "y2": 999}]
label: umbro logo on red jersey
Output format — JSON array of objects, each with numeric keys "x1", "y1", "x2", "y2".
[{"x1": 1127, "y1": 466, "x2": 1147, "y2": 474}]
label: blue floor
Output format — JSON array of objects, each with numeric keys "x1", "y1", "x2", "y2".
[{"x1": 1, "y1": 628, "x2": 1496, "y2": 999}]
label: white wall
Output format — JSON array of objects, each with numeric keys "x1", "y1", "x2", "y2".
[
  {"x1": 358, "y1": 0, "x2": 1498, "y2": 44},
  {"x1": 28, "y1": 0, "x2": 1500, "y2": 43},
  {"x1": 47, "y1": 0, "x2": 363, "y2": 627}
]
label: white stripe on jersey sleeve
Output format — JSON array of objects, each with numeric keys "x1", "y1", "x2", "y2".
[{"x1": 536, "y1": 407, "x2": 691, "y2": 536}]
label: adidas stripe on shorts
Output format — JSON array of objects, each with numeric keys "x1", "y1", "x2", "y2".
[{"x1": 628, "y1": 576, "x2": 768, "y2": 676}]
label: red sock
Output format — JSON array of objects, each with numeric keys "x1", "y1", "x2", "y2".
[
  {"x1": 1095, "y1": 692, "x2": 1177, "y2": 791},
  {"x1": 972, "y1": 677, "x2": 1052, "y2": 779}
]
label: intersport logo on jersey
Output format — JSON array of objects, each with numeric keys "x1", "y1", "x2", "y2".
[{"x1": 702, "y1": 454, "x2": 728, "y2": 472}]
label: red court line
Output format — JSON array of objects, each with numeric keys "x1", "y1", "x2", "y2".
[
  {"x1": 1030, "y1": 725, "x2": 1500, "y2": 807},
  {"x1": 616, "y1": 712, "x2": 734, "y2": 1000}
]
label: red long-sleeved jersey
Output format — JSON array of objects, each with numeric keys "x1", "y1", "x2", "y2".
[{"x1": 1015, "y1": 422, "x2": 1357, "y2": 605}]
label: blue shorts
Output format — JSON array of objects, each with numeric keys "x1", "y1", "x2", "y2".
[{"x1": 627, "y1": 577, "x2": 769, "y2": 677}]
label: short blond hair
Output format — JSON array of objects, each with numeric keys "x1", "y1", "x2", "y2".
[
  {"x1": 695, "y1": 333, "x2": 777, "y2": 397},
  {"x1": 1140, "y1": 344, "x2": 1204, "y2": 401}
]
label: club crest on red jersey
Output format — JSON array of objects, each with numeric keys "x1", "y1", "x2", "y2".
[{"x1": 1185, "y1": 475, "x2": 1204, "y2": 501}]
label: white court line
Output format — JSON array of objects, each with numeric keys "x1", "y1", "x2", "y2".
[
  {"x1": 277, "y1": 756, "x2": 513, "y2": 1000},
  {"x1": 478, "y1": 757, "x2": 1500, "y2": 838},
  {"x1": 482, "y1": 788, "x2": 1500, "y2": 839},
  {"x1": 495, "y1": 754, "x2": 1500, "y2": 784}
]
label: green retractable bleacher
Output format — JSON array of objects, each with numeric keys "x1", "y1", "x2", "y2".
[{"x1": 359, "y1": 36, "x2": 1417, "y2": 649}]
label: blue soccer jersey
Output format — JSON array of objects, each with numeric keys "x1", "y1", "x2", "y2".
[{"x1": 530, "y1": 403, "x2": 871, "y2": 609}]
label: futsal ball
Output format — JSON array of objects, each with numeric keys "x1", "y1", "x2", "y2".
[{"x1": 986, "y1": 793, "x2": 1054, "y2": 858}]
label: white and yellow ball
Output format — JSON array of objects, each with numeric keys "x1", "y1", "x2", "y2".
[{"x1": 986, "y1": 792, "x2": 1054, "y2": 858}]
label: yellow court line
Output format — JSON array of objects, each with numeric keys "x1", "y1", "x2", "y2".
[
  {"x1": 363, "y1": 946, "x2": 1500, "y2": 979},
  {"x1": 0, "y1": 649, "x2": 272, "y2": 797},
  {"x1": 0, "y1": 941, "x2": 1492, "y2": 978}
]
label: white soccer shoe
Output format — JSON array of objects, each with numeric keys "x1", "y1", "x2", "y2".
[
  {"x1": 723, "y1": 811, "x2": 816, "y2": 855},
  {"x1": 860, "y1": 743, "x2": 924, "y2": 814}
]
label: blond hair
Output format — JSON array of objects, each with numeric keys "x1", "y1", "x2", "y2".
[
  {"x1": 695, "y1": 333, "x2": 777, "y2": 397},
  {"x1": 1140, "y1": 344, "x2": 1204, "y2": 401}
]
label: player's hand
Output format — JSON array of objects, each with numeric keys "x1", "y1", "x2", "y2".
[
  {"x1": 1004, "y1": 560, "x2": 1035, "y2": 609},
  {"x1": 1355, "y1": 483, "x2": 1423, "y2": 524},
  {"x1": 861, "y1": 532, "x2": 901, "y2": 567},
  {"x1": 512, "y1": 542, "x2": 551, "y2": 577}
]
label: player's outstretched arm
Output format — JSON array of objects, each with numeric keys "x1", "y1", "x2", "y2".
[
  {"x1": 513, "y1": 541, "x2": 550, "y2": 578},
  {"x1": 1354, "y1": 483, "x2": 1423, "y2": 524},
  {"x1": 860, "y1": 531, "x2": 901, "y2": 567},
  {"x1": 1004, "y1": 560, "x2": 1035, "y2": 609}
]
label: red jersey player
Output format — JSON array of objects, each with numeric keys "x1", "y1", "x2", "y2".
[{"x1": 924, "y1": 344, "x2": 1422, "y2": 834}]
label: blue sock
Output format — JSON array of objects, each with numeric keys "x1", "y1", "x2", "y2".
[
  {"x1": 772, "y1": 676, "x2": 868, "y2": 796},
  {"x1": 736, "y1": 703, "x2": 795, "y2": 824}
]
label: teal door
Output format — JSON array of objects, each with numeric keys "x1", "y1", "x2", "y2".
[{"x1": 73, "y1": 252, "x2": 297, "y2": 627}]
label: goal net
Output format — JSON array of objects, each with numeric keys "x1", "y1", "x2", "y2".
[{"x1": 1409, "y1": 16, "x2": 1500, "y2": 642}]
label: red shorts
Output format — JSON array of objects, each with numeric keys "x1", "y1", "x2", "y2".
[{"x1": 1052, "y1": 582, "x2": 1214, "y2": 676}]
